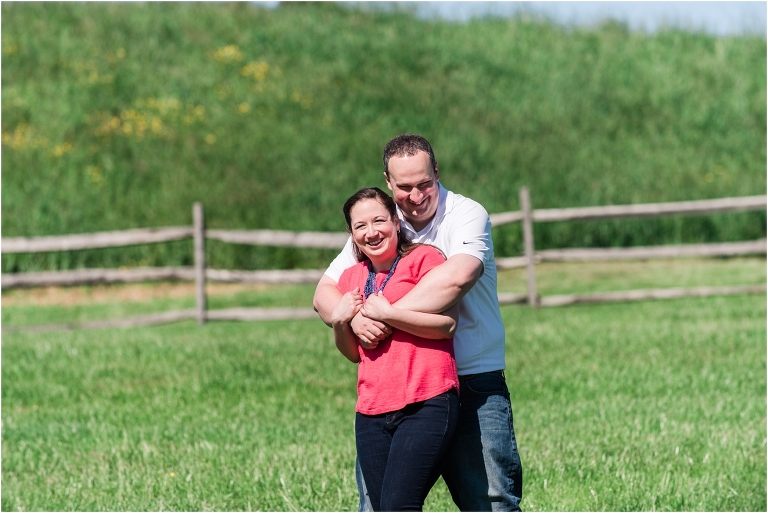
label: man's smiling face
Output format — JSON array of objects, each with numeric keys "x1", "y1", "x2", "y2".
[{"x1": 384, "y1": 150, "x2": 439, "y2": 232}]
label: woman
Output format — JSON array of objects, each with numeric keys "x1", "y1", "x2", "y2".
[{"x1": 331, "y1": 187, "x2": 459, "y2": 512}]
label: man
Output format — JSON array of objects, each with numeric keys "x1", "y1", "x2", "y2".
[{"x1": 313, "y1": 134, "x2": 523, "y2": 511}]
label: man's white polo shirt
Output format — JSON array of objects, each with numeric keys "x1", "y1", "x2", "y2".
[{"x1": 325, "y1": 183, "x2": 506, "y2": 375}]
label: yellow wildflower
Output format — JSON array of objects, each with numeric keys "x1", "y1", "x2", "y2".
[
  {"x1": 86, "y1": 165, "x2": 103, "y2": 183},
  {"x1": 241, "y1": 60, "x2": 270, "y2": 81},
  {"x1": 213, "y1": 44, "x2": 243, "y2": 63},
  {"x1": 52, "y1": 142, "x2": 74, "y2": 157},
  {"x1": 2, "y1": 123, "x2": 40, "y2": 149}
]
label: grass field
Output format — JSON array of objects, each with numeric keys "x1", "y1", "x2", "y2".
[{"x1": 2, "y1": 258, "x2": 765, "y2": 510}]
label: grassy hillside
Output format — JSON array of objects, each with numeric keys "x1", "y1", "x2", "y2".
[{"x1": 2, "y1": 2, "x2": 765, "y2": 272}]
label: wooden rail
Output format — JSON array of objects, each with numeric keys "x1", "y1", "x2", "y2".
[
  {"x1": 536, "y1": 239, "x2": 766, "y2": 262},
  {"x1": 2, "y1": 191, "x2": 765, "y2": 331},
  {"x1": 206, "y1": 229, "x2": 348, "y2": 249},
  {"x1": 1, "y1": 227, "x2": 194, "y2": 253},
  {"x1": 531, "y1": 195, "x2": 766, "y2": 223},
  {"x1": 489, "y1": 194, "x2": 767, "y2": 227},
  {"x1": 0, "y1": 267, "x2": 327, "y2": 289},
  {"x1": 1, "y1": 267, "x2": 196, "y2": 288},
  {"x1": 0, "y1": 227, "x2": 346, "y2": 254}
]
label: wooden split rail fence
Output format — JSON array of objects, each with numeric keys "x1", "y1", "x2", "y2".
[{"x1": 2, "y1": 191, "x2": 765, "y2": 332}]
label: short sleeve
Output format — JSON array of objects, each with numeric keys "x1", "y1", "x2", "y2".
[
  {"x1": 337, "y1": 261, "x2": 366, "y2": 295},
  {"x1": 444, "y1": 201, "x2": 492, "y2": 263},
  {"x1": 325, "y1": 237, "x2": 358, "y2": 282},
  {"x1": 337, "y1": 266, "x2": 352, "y2": 294},
  {"x1": 409, "y1": 245, "x2": 447, "y2": 281}
]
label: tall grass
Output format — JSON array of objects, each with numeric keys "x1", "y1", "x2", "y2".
[{"x1": 2, "y1": 2, "x2": 765, "y2": 273}]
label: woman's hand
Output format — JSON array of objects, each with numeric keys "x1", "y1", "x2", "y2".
[
  {"x1": 331, "y1": 287, "x2": 363, "y2": 326},
  {"x1": 360, "y1": 291, "x2": 394, "y2": 323}
]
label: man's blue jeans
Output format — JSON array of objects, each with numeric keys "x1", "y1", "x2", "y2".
[
  {"x1": 355, "y1": 389, "x2": 460, "y2": 511},
  {"x1": 357, "y1": 371, "x2": 523, "y2": 511}
]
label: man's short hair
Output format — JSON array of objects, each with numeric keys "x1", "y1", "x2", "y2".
[{"x1": 382, "y1": 134, "x2": 437, "y2": 177}]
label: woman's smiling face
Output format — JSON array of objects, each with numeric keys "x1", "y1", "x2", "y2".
[{"x1": 349, "y1": 198, "x2": 400, "y2": 270}]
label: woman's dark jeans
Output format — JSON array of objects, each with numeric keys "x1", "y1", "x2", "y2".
[{"x1": 355, "y1": 389, "x2": 460, "y2": 511}]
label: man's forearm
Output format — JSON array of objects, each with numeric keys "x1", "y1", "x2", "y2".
[
  {"x1": 393, "y1": 254, "x2": 483, "y2": 313},
  {"x1": 313, "y1": 275, "x2": 343, "y2": 327},
  {"x1": 375, "y1": 307, "x2": 457, "y2": 340}
]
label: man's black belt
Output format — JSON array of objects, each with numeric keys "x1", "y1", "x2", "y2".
[{"x1": 459, "y1": 369, "x2": 505, "y2": 381}]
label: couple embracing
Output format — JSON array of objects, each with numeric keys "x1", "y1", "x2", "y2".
[{"x1": 314, "y1": 134, "x2": 523, "y2": 512}]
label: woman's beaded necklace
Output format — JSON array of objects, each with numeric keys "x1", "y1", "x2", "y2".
[{"x1": 363, "y1": 255, "x2": 401, "y2": 299}]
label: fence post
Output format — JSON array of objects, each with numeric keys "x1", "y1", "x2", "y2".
[
  {"x1": 193, "y1": 202, "x2": 207, "y2": 324},
  {"x1": 520, "y1": 187, "x2": 539, "y2": 307}
]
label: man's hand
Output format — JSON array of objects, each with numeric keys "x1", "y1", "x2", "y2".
[{"x1": 350, "y1": 311, "x2": 392, "y2": 349}]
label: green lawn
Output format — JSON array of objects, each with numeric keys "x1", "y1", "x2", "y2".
[{"x1": 2, "y1": 258, "x2": 766, "y2": 510}]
